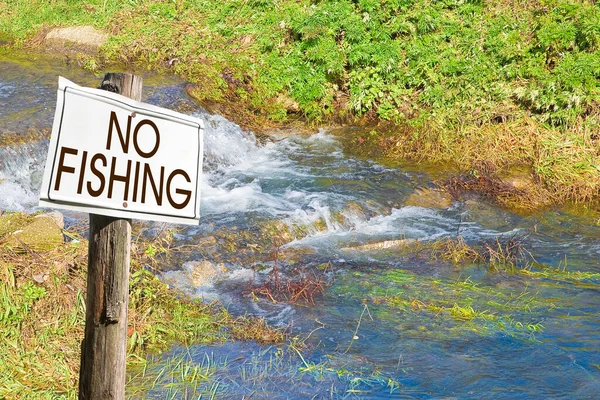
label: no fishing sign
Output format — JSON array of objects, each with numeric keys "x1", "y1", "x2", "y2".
[{"x1": 39, "y1": 77, "x2": 204, "y2": 225}]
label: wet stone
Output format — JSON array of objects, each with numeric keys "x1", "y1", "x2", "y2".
[
  {"x1": 184, "y1": 260, "x2": 227, "y2": 286},
  {"x1": 404, "y1": 188, "x2": 453, "y2": 209},
  {"x1": 463, "y1": 200, "x2": 513, "y2": 231},
  {"x1": 341, "y1": 238, "x2": 417, "y2": 252}
]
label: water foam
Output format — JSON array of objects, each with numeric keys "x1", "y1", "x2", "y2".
[
  {"x1": 1, "y1": 76, "x2": 519, "y2": 251},
  {"x1": 0, "y1": 140, "x2": 47, "y2": 211}
]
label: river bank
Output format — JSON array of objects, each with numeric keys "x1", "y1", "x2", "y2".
[{"x1": 2, "y1": 0, "x2": 600, "y2": 210}]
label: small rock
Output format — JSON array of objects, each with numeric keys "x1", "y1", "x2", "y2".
[
  {"x1": 35, "y1": 211, "x2": 64, "y2": 230},
  {"x1": 463, "y1": 200, "x2": 510, "y2": 230},
  {"x1": 32, "y1": 272, "x2": 49, "y2": 284},
  {"x1": 498, "y1": 168, "x2": 537, "y2": 191},
  {"x1": 507, "y1": 175, "x2": 535, "y2": 191},
  {"x1": 276, "y1": 93, "x2": 300, "y2": 113},
  {"x1": 45, "y1": 26, "x2": 108, "y2": 49},
  {"x1": 198, "y1": 236, "x2": 217, "y2": 246},
  {"x1": 240, "y1": 35, "x2": 253, "y2": 46}
]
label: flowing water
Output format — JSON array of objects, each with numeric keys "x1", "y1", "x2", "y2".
[{"x1": 2, "y1": 49, "x2": 600, "y2": 399}]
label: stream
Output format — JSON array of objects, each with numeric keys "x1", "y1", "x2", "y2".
[{"x1": 2, "y1": 49, "x2": 600, "y2": 399}]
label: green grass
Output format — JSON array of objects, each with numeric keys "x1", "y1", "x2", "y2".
[
  {"x1": 0, "y1": 214, "x2": 283, "y2": 398},
  {"x1": 522, "y1": 261, "x2": 600, "y2": 286},
  {"x1": 3, "y1": 0, "x2": 600, "y2": 126},
  {"x1": 1, "y1": 0, "x2": 599, "y2": 203},
  {"x1": 126, "y1": 352, "x2": 223, "y2": 399},
  {"x1": 126, "y1": 337, "x2": 403, "y2": 398}
]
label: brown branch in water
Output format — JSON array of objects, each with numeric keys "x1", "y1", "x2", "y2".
[{"x1": 245, "y1": 247, "x2": 330, "y2": 305}]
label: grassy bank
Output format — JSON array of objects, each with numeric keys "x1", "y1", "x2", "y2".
[
  {"x1": 1, "y1": 0, "x2": 599, "y2": 205},
  {"x1": 0, "y1": 213, "x2": 283, "y2": 399}
]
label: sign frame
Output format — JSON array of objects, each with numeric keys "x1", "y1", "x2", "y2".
[{"x1": 39, "y1": 77, "x2": 204, "y2": 225}]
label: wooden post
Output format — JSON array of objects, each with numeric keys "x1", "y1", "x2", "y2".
[{"x1": 79, "y1": 73, "x2": 142, "y2": 400}]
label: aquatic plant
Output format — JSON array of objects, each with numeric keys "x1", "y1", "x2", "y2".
[
  {"x1": 340, "y1": 269, "x2": 550, "y2": 341},
  {"x1": 126, "y1": 352, "x2": 223, "y2": 399},
  {"x1": 482, "y1": 237, "x2": 529, "y2": 273},
  {"x1": 431, "y1": 235, "x2": 531, "y2": 273},
  {"x1": 522, "y1": 259, "x2": 600, "y2": 286},
  {"x1": 229, "y1": 316, "x2": 286, "y2": 344},
  {"x1": 432, "y1": 235, "x2": 481, "y2": 264}
]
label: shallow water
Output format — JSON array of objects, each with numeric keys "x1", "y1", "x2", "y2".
[{"x1": 2, "y1": 49, "x2": 600, "y2": 399}]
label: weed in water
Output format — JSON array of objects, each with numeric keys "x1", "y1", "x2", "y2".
[
  {"x1": 126, "y1": 352, "x2": 225, "y2": 399},
  {"x1": 338, "y1": 268, "x2": 552, "y2": 341},
  {"x1": 246, "y1": 247, "x2": 330, "y2": 305},
  {"x1": 482, "y1": 237, "x2": 530, "y2": 273},
  {"x1": 433, "y1": 235, "x2": 481, "y2": 264},
  {"x1": 229, "y1": 316, "x2": 285, "y2": 345},
  {"x1": 431, "y1": 235, "x2": 531, "y2": 273}
]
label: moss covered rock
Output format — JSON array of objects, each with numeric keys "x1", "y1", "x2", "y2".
[
  {"x1": 0, "y1": 212, "x2": 34, "y2": 239},
  {"x1": 184, "y1": 260, "x2": 227, "y2": 287},
  {"x1": 8, "y1": 214, "x2": 64, "y2": 251}
]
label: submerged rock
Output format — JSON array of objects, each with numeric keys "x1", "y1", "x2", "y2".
[
  {"x1": 462, "y1": 200, "x2": 512, "y2": 230},
  {"x1": 341, "y1": 238, "x2": 417, "y2": 252},
  {"x1": 277, "y1": 246, "x2": 316, "y2": 264},
  {"x1": 498, "y1": 168, "x2": 537, "y2": 191},
  {"x1": 404, "y1": 187, "x2": 453, "y2": 209}
]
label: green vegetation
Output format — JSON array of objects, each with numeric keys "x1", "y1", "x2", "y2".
[
  {"x1": 338, "y1": 269, "x2": 550, "y2": 340},
  {"x1": 433, "y1": 235, "x2": 530, "y2": 273},
  {"x1": 329, "y1": 234, "x2": 599, "y2": 342},
  {"x1": 126, "y1": 352, "x2": 223, "y2": 398},
  {"x1": 1, "y1": 0, "x2": 599, "y2": 204},
  {"x1": 0, "y1": 213, "x2": 283, "y2": 398},
  {"x1": 431, "y1": 234, "x2": 600, "y2": 284},
  {"x1": 522, "y1": 261, "x2": 600, "y2": 286},
  {"x1": 126, "y1": 339, "x2": 402, "y2": 398}
]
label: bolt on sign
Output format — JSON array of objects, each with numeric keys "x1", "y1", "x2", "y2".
[{"x1": 40, "y1": 77, "x2": 204, "y2": 225}]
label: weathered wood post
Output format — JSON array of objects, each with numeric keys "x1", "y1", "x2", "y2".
[{"x1": 79, "y1": 73, "x2": 142, "y2": 400}]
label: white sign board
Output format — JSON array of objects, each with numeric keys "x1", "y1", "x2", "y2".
[{"x1": 40, "y1": 77, "x2": 204, "y2": 225}]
